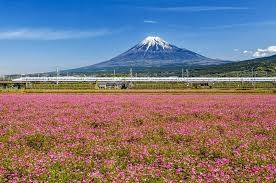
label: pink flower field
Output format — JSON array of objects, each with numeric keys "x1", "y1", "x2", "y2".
[{"x1": 0, "y1": 94, "x2": 275, "y2": 182}]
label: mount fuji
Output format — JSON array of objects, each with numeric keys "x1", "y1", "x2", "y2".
[{"x1": 68, "y1": 36, "x2": 230, "y2": 72}]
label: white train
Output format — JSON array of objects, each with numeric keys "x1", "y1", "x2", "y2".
[{"x1": 13, "y1": 76, "x2": 276, "y2": 83}]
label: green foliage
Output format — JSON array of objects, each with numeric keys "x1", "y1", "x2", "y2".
[
  {"x1": 190, "y1": 55, "x2": 276, "y2": 77},
  {"x1": 24, "y1": 133, "x2": 54, "y2": 151},
  {"x1": 45, "y1": 162, "x2": 77, "y2": 183},
  {"x1": 116, "y1": 148, "x2": 130, "y2": 158},
  {"x1": 32, "y1": 82, "x2": 96, "y2": 90},
  {"x1": 132, "y1": 118, "x2": 144, "y2": 126},
  {"x1": 170, "y1": 134, "x2": 193, "y2": 144},
  {"x1": 141, "y1": 175, "x2": 164, "y2": 183}
]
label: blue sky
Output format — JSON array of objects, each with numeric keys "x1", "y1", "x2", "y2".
[{"x1": 0, "y1": 0, "x2": 276, "y2": 74}]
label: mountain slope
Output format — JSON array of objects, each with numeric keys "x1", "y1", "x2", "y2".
[
  {"x1": 190, "y1": 54, "x2": 276, "y2": 76},
  {"x1": 69, "y1": 36, "x2": 229, "y2": 72}
]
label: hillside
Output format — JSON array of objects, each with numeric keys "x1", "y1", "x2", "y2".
[
  {"x1": 191, "y1": 54, "x2": 276, "y2": 77},
  {"x1": 64, "y1": 55, "x2": 276, "y2": 77}
]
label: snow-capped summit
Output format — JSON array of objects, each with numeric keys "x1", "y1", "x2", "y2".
[
  {"x1": 139, "y1": 36, "x2": 172, "y2": 51},
  {"x1": 70, "y1": 36, "x2": 230, "y2": 72}
]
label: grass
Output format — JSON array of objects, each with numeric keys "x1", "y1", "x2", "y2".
[{"x1": 0, "y1": 88, "x2": 276, "y2": 94}]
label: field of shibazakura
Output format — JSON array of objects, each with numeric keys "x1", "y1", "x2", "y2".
[{"x1": 0, "y1": 94, "x2": 275, "y2": 182}]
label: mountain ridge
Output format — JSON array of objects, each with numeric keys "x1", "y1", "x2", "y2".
[
  {"x1": 69, "y1": 36, "x2": 230, "y2": 72},
  {"x1": 191, "y1": 54, "x2": 276, "y2": 76}
]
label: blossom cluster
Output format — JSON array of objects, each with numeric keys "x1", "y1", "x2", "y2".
[{"x1": 0, "y1": 94, "x2": 275, "y2": 182}]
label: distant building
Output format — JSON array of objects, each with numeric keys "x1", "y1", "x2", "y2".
[{"x1": 96, "y1": 82, "x2": 129, "y2": 89}]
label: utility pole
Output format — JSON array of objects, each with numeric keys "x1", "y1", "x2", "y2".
[
  {"x1": 56, "y1": 67, "x2": 59, "y2": 85},
  {"x1": 251, "y1": 67, "x2": 255, "y2": 89},
  {"x1": 186, "y1": 69, "x2": 189, "y2": 78},
  {"x1": 113, "y1": 69, "x2": 116, "y2": 77},
  {"x1": 130, "y1": 68, "x2": 133, "y2": 77},
  {"x1": 182, "y1": 68, "x2": 184, "y2": 78}
]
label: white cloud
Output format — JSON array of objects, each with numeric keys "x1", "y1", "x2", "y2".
[
  {"x1": 243, "y1": 50, "x2": 253, "y2": 54},
  {"x1": 147, "y1": 6, "x2": 248, "y2": 12},
  {"x1": 201, "y1": 21, "x2": 276, "y2": 30},
  {"x1": 0, "y1": 28, "x2": 111, "y2": 40},
  {"x1": 234, "y1": 49, "x2": 239, "y2": 51},
  {"x1": 242, "y1": 46, "x2": 276, "y2": 58},
  {"x1": 252, "y1": 46, "x2": 276, "y2": 58},
  {"x1": 144, "y1": 20, "x2": 158, "y2": 24}
]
